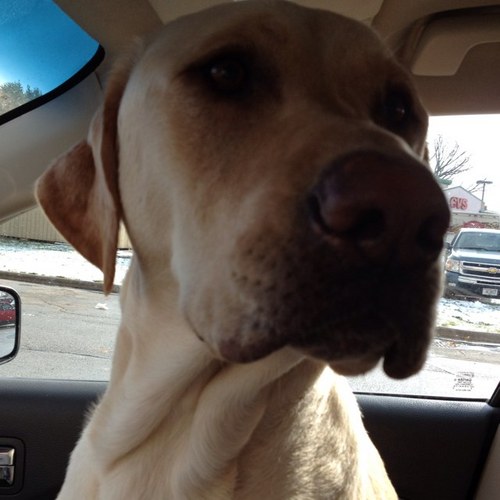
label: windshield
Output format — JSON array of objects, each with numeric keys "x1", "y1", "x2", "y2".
[
  {"x1": 0, "y1": 0, "x2": 99, "y2": 117},
  {"x1": 455, "y1": 231, "x2": 500, "y2": 251}
]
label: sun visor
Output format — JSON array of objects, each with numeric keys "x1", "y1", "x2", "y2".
[{"x1": 411, "y1": 13, "x2": 500, "y2": 76}]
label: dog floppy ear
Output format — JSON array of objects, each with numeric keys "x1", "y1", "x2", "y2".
[{"x1": 36, "y1": 58, "x2": 133, "y2": 294}]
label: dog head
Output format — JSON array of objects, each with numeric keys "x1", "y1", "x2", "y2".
[{"x1": 36, "y1": 1, "x2": 450, "y2": 379}]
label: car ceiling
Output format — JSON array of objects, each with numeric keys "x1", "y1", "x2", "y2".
[{"x1": 55, "y1": 0, "x2": 500, "y2": 116}]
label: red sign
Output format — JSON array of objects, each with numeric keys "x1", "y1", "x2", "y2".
[
  {"x1": 450, "y1": 196, "x2": 468, "y2": 210},
  {"x1": 463, "y1": 221, "x2": 486, "y2": 228}
]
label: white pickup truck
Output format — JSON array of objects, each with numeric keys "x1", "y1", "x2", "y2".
[{"x1": 444, "y1": 228, "x2": 500, "y2": 300}]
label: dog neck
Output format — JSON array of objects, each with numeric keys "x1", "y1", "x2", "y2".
[
  {"x1": 59, "y1": 258, "x2": 392, "y2": 499},
  {"x1": 87, "y1": 258, "x2": 311, "y2": 497}
]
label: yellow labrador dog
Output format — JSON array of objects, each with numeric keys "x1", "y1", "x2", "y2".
[{"x1": 37, "y1": 1, "x2": 450, "y2": 498}]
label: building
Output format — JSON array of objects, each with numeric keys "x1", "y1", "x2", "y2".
[{"x1": 443, "y1": 186, "x2": 499, "y2": 234}]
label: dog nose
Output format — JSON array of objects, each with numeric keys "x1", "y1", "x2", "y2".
[{"x1": 307, "y1": 150, "x2": 450, "y2": 265}]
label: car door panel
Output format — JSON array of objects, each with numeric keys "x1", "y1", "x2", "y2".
[
  {"x1": 359, "y1": 393, "x2": 500, "y2": 500},
  {"x1": 1, "y1": 379, "x2": 499, "y2": 499},
  {"x1": 0, "y1": 379, "x2": 104, "y2": 500}
]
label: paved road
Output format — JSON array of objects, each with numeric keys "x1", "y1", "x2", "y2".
[
  {"x1": 348, "y1": 349, "x2": 500, "y2": 399},
  {"x1": 0, "y1": 279, "x2": 118, "y2": 380},
  {"x1": 0, "y1": 278, "x2": 498, "y2": 399}
]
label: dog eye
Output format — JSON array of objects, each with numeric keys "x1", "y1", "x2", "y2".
[
  {"x1": 207, "y1": 58, "x2": 249, "y2": 94},
  {"x1": 380, "y1": 87, "x2": 412, "y2": 130}
]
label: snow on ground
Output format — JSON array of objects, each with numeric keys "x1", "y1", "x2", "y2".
[
  {"x1": 438, "y1": 297, "x2": 500, "y2": 333},
  {"x1": 1, "y1": 236, "x2": 499, "y2": 334},
  {"x1": 0, "y1": 236, "x2": 130, "y2": 285}
]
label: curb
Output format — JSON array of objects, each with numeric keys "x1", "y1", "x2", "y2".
[
  {"x1": 436, "y1": 326, "x2": 500, "y2": 345},
  {"x1": 0, "y1": 271, "x2": 120, "y2": 294}
]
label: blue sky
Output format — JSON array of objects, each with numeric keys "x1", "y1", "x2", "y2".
[{"x1": 0, "y1": 0, "x2": 98, "y2": 93}]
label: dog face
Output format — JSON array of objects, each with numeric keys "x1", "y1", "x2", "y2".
[{"x1": 37, "y1": 1, "x2": 450, "y2": 379}]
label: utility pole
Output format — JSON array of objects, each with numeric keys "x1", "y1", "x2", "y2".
[{"x1": 476, "y1": 179, "x2": 493, "y2": 211}]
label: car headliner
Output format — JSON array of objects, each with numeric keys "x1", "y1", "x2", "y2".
[{"x1": 56, "y1": 0, "x2": 500, "y2": 115}]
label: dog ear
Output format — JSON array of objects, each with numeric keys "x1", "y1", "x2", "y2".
[{"x1": 36, "y1": 56, "x2": 134, "y2": 294}]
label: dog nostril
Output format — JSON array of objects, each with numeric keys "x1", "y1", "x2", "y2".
[
  {"x1": 307, "y1": 194, "x2": 331, "y2": 234},
  {"x1": 308, "y1": 193, "x2": 386, "y2": 243},
  {"x1": 347, "y1": 209, "x2": 385, "y2": 242}
]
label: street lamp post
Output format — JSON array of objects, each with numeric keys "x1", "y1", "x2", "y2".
[{"x1": 476, "y1": 180, "x2": 493, "y2": 210}]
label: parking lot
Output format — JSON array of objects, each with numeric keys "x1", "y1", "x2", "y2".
[{"x1": 0, "y1": 278, "x2": 118, "y2": 380}]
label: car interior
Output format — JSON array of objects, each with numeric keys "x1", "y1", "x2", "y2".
[{"x1": 0, "y1": 1, "x2": 500, "y2": 499}]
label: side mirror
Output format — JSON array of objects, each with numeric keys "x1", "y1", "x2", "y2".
[{"x1": 0, "y1": 286, "x2": 21, "y2": 365}]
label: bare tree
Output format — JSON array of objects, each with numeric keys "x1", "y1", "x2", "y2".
[{"x1": 428, "y1": 134, "x2": 471, "y2": 183}]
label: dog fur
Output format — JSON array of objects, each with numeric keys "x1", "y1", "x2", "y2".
[{"x1": 36, "y1": 1, "x2": 450, "y2": 498}]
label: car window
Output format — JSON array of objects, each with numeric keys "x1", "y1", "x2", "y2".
[
  {"x1": 455, "y1": 231, "x2": 500, "y2": 251},
  {"x1": 0, "y1": 0, "x2": 111, "y2": 380},
  {"x1": 349, "y1": 114, "x2": 500, "y2": 399},
  {"x1": 2, "y1": 115, "x2": 499, "y2": 398},
  {"x1": 0, "y1": 0, "x2": 101, "y2": 123},
  {"x1": 0, "y1": 4, "x2": 498, "y2": 398}
]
